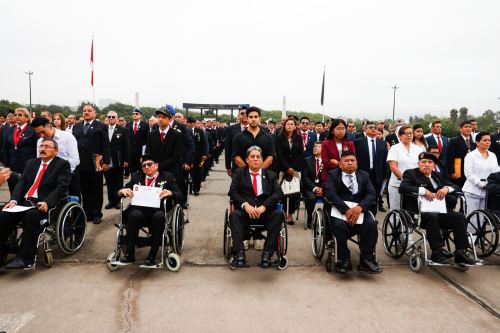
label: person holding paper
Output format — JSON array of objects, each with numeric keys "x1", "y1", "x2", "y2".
[
  {"x1": 324, "y1": 151, "x2": 381, "y2": 274},
  {"x1": 446, "y1": 120, "x2": 476, "y2": 189},
  {"x1": 0, "y1": 138, "x2": 71, "y2": 269},
  {"x1": 399, "y1": 152, "x2": 476, "y2": 266},
  {"x1": 117, "y1": 155, "x2": 182, "y2": 267}
]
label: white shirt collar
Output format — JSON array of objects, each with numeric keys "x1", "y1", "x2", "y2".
[
  {"x1": 248, "y1": 168, "x2": 262, "y2": 176},
  {"x1": 146, "y1": 171, "x2": 159, "y2": 180},
  {"x1": 18, "y1": 123, "x2": 27, "y2": 130}
]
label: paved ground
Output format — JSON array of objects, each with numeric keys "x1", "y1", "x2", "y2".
[{"x1": 0, "y1": 159, "x2": 499, "y2": 332}]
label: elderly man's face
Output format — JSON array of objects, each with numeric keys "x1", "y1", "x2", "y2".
[
  {"x1": 107, "y1": 112, "x2": 118, "y2": 125},
  {"x1": 141, "y1": 159, "x2": 158, "y2": 176},
  {"x1": 418, "y1": 159, "x2": 434, "y2": 176},
  {"x1": 118, "y1": 117, "x2": 126, "y2": 126},
  {"x1": 38, "y1": 141, "x2": 58, "y2": 160},
  {"x1": 82, "y1": 105, "x2": 96, "y2": 121},
  {"x1": 339, "y1": 155, "x2": 358, "y2": 174},
  {"x1": 246, "y1": 150, "x2": 263, "y2": 170}
]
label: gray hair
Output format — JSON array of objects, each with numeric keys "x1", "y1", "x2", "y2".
[
  {"x1": 246, "y1": 145, "x2": 262, "y2": 158},
  {"x1": 41, "y1": 138, "x2": 58, "y2": 150}
]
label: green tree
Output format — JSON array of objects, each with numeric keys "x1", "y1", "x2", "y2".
[
  {"x1": 450, "y1": 109, "x2": 458, "y2": 124},
  {"x1": 458, "y1": 107, "x2": 468, "y2": 124}
]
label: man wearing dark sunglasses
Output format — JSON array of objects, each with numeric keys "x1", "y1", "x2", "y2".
[
  {"x1": 104, "y1": 111, "x2": 130, "y2": 209},
  {"x1": 224, "y1": 105, "x2": 249, "y2": 177},
  {"x1": 117, "y1": 154, "x2": 183, "y2": 266}
]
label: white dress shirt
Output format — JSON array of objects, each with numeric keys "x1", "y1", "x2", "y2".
[
  {"x1": 463, "y1": 149, "x2": 500, "y2": 196},
  {"x1": 37, "y1": 129, "x2": 80, "y2": 172},
  {"x1": 242, "y1": 168, "x2": 264, "y2": 209},
  {"x1": 367, "y1": 136, "x2": 377, "y2": 169}
]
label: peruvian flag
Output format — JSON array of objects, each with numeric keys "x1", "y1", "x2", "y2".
[{"x1": 90, "y1": 37, "x2": 94, "y2": 86}]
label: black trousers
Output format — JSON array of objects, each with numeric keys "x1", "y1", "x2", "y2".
[
  {"x1": 80, "y1": 171, "x2": 103, "y2": 219},
  {"x1": 421, "y1": 212, "x2": 468, "y2": 251},
  {"x1": 104, "y1": 167, "x2": 124, "y2": 206},
  {"x1": 191, "y1": 162, "x2": 203, "y2": 193},
  {"x1": 329, "y1": 214, "x2": 378, "y2": 261},
  {"x1": 126, "y1": 206, "x2": 166, "y2": 258},
  {"x1": 368, "y1": 170, "x2": 381, "y2": 216},
  {"x1": 304, "y1": 190, "x2": 319, "y2": 226},
  {"x1": 128, "y1": 152, "x2": 141, "y2": 176},
  {"x1": 0, "y1": 207, "x2": 46, "y2": 262},
  {"x1": 229, "y1": 209, "x2": 282, "y2": 253},
  {"x1": 283, "y1": 194, "x2": 300, "y2": 216}
]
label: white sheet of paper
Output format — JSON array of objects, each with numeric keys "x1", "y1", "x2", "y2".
[
  {"x1": 3, "y1": 205, "x2": 35, "y2": 213},
  {"x1": 330, "y1": 201, "x2": 364, "y2": 224},
  {"x1": 141, "y1": 145, "x2": 147, "y2": 155},
  {"x1": 419, "y1": 197, "x2": 447, "y2": 214},
  {"x1": 131, "y1": 185, "x2": 161, "y2": 208}
]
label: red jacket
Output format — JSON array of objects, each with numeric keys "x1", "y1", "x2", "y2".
[{"x1": 321, "y1": 138, "x2": 356, "y2": 182}]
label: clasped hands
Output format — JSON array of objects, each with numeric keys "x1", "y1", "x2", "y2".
[
  {"x1": 345, "y1": 206, "x2": 362, "y2": 226},
  {"x1": 423, "y1": 187, "x2": 448, "y2": 201},
  {"x1": 243, "y1": 203, "x2": 266, "y2": 219}
]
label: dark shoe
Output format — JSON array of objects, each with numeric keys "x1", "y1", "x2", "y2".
[
  {"x1": 119, "y1": 254, "x2": 135, "y2": 265},
  {"x1": 358, "y1": 258, "x2": 382, "y2": 274},
  {"x1": 6, "y1": 257, "x2": 33, "y2": 269},
  {"x1": 234, "y1": 251, "x2": 246, "y2": 267},
  {"x1": 181, "y1": 203, "x2": 188, "y2": 209},
  {"x1": 454, "y1": 249, "x2": 476, "y2": 266},
  {"x1": 193, "y1": 191, "x2": 199, "y2": 196},
  {"x1": 442, "y1": 249, "x2": 454, "y2": 259},
  {"x1": 143, "y1": 256, "x2": 156, "y2": 267},
  {"x1": 431, "y1": 248, "x2": 450, "y2": 265},
  {"x1": 378, "y1": 206, "x2": 387, "y2": 212},
  {"x1": 93, "y1": 216, "x2": 102, "y2": 225},
  {"x1": 286, "y1": 219, "x2": 294, "y2": 225},
  {"x1": 115, "y1": 204, "x2": 121, "y2": 209},
  {"x1": 104, "y1": 203, "x2": 114, "y2": 209},
  {"x1": 335, "y1": 258, "x2": 352, "y2": 274},
  {"x1": 260, "y1": 251, "x2": 272, "y2": 268}
]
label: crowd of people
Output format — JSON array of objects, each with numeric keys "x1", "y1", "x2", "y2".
[{"x1": 0, "y1": 102, "x2": 499, "y2": 271}]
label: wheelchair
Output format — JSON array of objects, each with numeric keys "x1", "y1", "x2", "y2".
[
  {"x1": 223, "y1": 200, "x2": 288, "y2": 270},
  {"x1": 5, "y1": 195, "x2": 87, "y2": 269},
  {"x1": 465, "y1": 188, "x2": 500, "y2": 258},
  {"x1": 106, "y1": 196, "x2": 184, "y2": 272},
  {"x1": 382, "y1": 192, "x2": 483, "y2": 272},
  {"x1": 310, "y1": 197, "x2": 379, "y2": 273}
]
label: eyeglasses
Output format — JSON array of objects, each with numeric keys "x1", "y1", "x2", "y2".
[
  {"x1": 403, "y1": 132, "x2": 413, "y2": 136},
  {"x1": 39, "y1": 145, "x2": 55, "y2": 149},
  {"x1": 239, "y1": 112, "x2": 246, "y2": 116},
  {"x1": 347, "y1": 125, "x2": 355, "y2": 128},
  {"x1": 301, "y1": 122, "x2": 309, "y2": 125},
  {"x1": 107, "y1": 116, "x2": 116, "y2": 118},
  {"x1": 15, "y1": 114, "x2": 25, "y2": 117},
  {"x1": 141, "y1": 162, "x2": 154, "y2": 168}
]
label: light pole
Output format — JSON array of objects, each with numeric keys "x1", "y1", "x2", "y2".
[
  {"x1": 25, "y1": 70, "x2": 33, "y2": 113},
  {"x1": 391, "y1": 84, "x2": 399, "y2": 122}
]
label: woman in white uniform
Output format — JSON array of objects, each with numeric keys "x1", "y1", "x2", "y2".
[
  {"x1": 463, "y1": 132, "x2": 500, "y2": 242},
  {"x1": 386, "y1": 125, "x2": 425, "y2": 210}
]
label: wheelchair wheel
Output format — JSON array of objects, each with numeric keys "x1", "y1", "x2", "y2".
[
  {"x1": 171, "y1": 204, "x2": 185, "y2": 255},
  {"x1": 278, "y1": 256, "x2": 288, "y2": 270},
  {"x1": 106, "y1": 251, "x2": 120, "y2": 272},
  {"x1": 223, "y1": 209, "x2": 232, "y2": 259},
  {"x1": 165, "y1": 252, "x2": 181, "y2": 272},
  {"x1": 382, "y1": 210, "x2": 409, "y2": 259},
  {"x1": 409, "y1": 253, "x2": 422, "y2": 272},
  {"x1": 56, "y1": 202, "x2": 87, "y2": 255},
  {"x1": 42, "y1": 250, "x2": 53, "y2": 268},
  {"x1": 311, "y1": 208, "x2": 325, "y2": 260},
  {"x1": 466, "y1": 210, "x2": 499, "y2": 258}
]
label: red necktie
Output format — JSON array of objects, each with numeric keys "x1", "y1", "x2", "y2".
[
  {"x1": 251, "y1": 173, "x2": 259, "y2": 196},
  {"x1": 133, "y1": 122, "x2": 138, "y2": 135},
  {"x1": 315, "y1": 159, "x2": 320, "y2": 175},
  {"x1": 302, "y1": 132, "x2": 307, "y2": 146},
  {"x1": 146, "y1": 177, "x2": 154, "y2": 186},
  {"x1": 437, "y1": 136, "x2": 443, "y2": 152},
  {"x1": 26, "y1": 163, "x2": 47, "y2": 197},
  {"x1": 160, "y1": 132, "x2": 165, "y2": 143},
  {"x1": 465, "y1": 137, "x2": 471, "y2": 150}
]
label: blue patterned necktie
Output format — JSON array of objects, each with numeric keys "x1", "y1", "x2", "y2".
[
  {"x1": 84, "y1": 122, "x2": 91, "y2": 135},
  {"x1": 346, "y1": 174, "x2": 355, "y2": 194}
]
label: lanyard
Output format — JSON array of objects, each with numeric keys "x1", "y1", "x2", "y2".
[{"x1": 145, "y1": 173, "x2": 159, "y2": 187}]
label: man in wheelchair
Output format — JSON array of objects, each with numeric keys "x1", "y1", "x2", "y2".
[
  {"x1": 0, "y1": 139, "x2": 71, "y2": 269},
  {"x1": 399, "y1": 152, "x2": 476, "y2": 265},
  {"x1": 324, "y1": 151, "x2": 382, "y2": 274},
  {"x1": 487, "y1": 171, "x2": 500, "y2": 211},
  {"x1": 228, "y1": 146, "x2": 283, "y2": 268},
  {"x1": 117, "y1": 155, "x2": 182, "y2": 267}
]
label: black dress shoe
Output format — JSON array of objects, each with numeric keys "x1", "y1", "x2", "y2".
[
  {"x1": 234, "y1": 251, "x2": 246, "y2": 267},
  {"x1": 431, "y1": 248, "x2": 450, "y2": 264},
  {"x1": 378, "y1": 206, "x2": 387, "y2": 212},
  {"x1": 119, "y1": 254, "x2": 135, "y2": 265},
  {"x1": 93, "y1": 216, "x2": 102, "y2": 225},
  {"x1": 455, "y1": 249, "x2": 476, "y2": 266},
  {"x1": 193, "y1": 192, "x2": 199, "y2": 196},
  {"x1": 6, "y1": 257, "x2": 33, "y2": 269},
  {"x1": 442, "y1": 249, "x2": 454, "y2": 259},
  {"x1": 358, "y1": 258, "x2": 382, "y2": 274},
  {"x1": 260, "y1": 251, "x2": 272, "y2": 268},
  {"x1": 335, "y1": 259, "x2": 352, "y2": 274},
  {"x1": 115, "y1": 204, "x2": 121, "y2": 209},
  {"x1": 286, "y1": 220, "x2": 294, "y2": 225},
  {"x1": 143, "y1": 256, "x2": 156, "y2": 267},
  {"x1": 104, "y1": 203, "x2": 114, "y2": 209}
]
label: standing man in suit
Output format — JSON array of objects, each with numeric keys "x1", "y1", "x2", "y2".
[
  {"x1": 228, "y1": 146, "x2": 284, "y2": 268},
  {"x1": 446, "y1": 120, "x2": 476, "y2": 188},
  {"x1": 302, "y1": 141, "x2": 324, "y2": 228},
  {"x1": 426, "y1": 120, "x2": 448, "y2": 166},
  {"x1": 0, "y1": 138, "x2": 71, "y2": 269},
  {"x1": 354, "y1": 121, "x2": 389, "y2": 214},
  {"x1": 346, "y1": 122, "x2": 357, "y2": 141},
  {"x1": 225, "y1": 105, "x2": 248, "y2": 176},
  {"x1": 72, "y1": 103, "x2": 110, "y2": 224},
  {"x1": 146, "y1": 109, "x2": 183, "y2": 186},
  {"x1": 299, "y1": 116, "x2": 317, "y2": 158},
  {"x1": 489, "y1": 130, "x2": 500, "y2": 166},
  {"x1": 126, "y1": 108, "x2": 149, "y2": 176},
  {"x1": 66, "y1": 114, "x2": 77, "y2": 133},
  {"x1": 324, "y1": 151, "x2": 381, "y2": 274},
  {"x1": 186, "y1": 117, "x2": 207, "y2": 195},
  {"x1": 104, "y1": 111, "x2": 130, "y2": 209}
]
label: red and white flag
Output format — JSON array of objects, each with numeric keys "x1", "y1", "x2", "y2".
[{"x1": 90, "y1": 37, "x2": 94, "y2": 87}]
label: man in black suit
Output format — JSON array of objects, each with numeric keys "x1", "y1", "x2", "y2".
[
  {"x1": 72, "y1": 103, "x2": 110, "y2": 224},
  {"x1": 126, "y1": 108, "x2": 149, "y2": 175},
  {"x1": 228, "y1": 146, "x2": 284, "y2": 268},
  {"x1": 104, "y1": 111, "x2": 130, "y2": 209},
  {"x1": 117, "y1": 155, "x2": 183, "y2": 266},
  {"x1": 400, "y1": 152, "x2": 477, "y2": 266},
  {"x1": 186, "y1": 117, "x2": 207, "y2": 195},
  {"x1": 354, "y1": 121, "x2": 389, "y2": 214},
  {"x1": 324, "y1": 151, "x2": 381, "y2": 274},
  {"x1": 425, "y1": 120, "x2": 448, "y2": 166},
  {"x1": 446, "y1": 120, "x2": 476, "y2": 188},
  {"x1": 302, "y1": 141, "x2": 324, "y2": 228},
  {"x1": 489, "y1": 131, "x2": 500, "y2": 166},
  {"x1": 225, "y1": 106, "x2": 248, "y2": 176},
  {"x1": 145, "y1": 109, "x2": 183, "y2": 186},
  {"x1": 0, "y1": 138, "x2": 71, "y2": 269}
]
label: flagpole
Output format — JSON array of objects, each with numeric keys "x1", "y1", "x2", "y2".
[
  {"x1": 91, "y1": 34, "x2": 95, "y2": 104},
  {"x1": 321, "y1": 65, "x2": 326, "y2": 123}
]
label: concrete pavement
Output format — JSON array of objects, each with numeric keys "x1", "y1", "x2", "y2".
[{"x1": 0, "y1": 159, "x2": 499, "y2": 332}]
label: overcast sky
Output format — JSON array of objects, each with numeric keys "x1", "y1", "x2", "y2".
[{"x1": 1, "y1": 0, "x2": 499, "y2": 120}]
